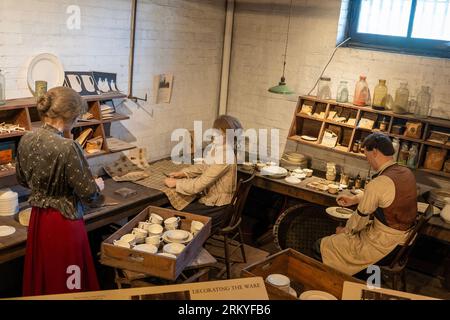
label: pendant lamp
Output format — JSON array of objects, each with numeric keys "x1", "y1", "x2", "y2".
[{"x1": 268, "y1": 0, "x2": 294, "y2": 95}]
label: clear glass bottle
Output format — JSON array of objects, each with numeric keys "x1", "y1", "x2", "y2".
[
  {"x1": 392, "y1": 138, "x2": 400, "y2": 162},
  {"x1": 372, "y1": 79, "x2": 388, "y2": 110},
  {"x1": 415, "y1": 86, "x2": 431, "y2": 118},
  {"x1": 336, "y1": 81, "x2": 349, "y2": 103},
  {"x1": 317, "y1": 76, "x2": 332, "y2": 100},
  {"x1": 353, "y1": 75, "x2": 370, "y2": 106},
  {"x1": 407, "y1": 143, "x2": 419, "y2": 168},
  {"x1": 393, "y1": 82, "x2": 409, "y2": 114},
  {"x1": 0, "y1": 69, "x2": 5, "y2": 106},
  {"x1": 398, "y1": 142, "x2": 409, "y2": 165}
]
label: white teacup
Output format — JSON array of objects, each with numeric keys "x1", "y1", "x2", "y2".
[
  {"x1": 163, "y1": 243, "x2": 185, "y2": 256},
  {"x1": 146, "y1": 235, "x2": 163, "y2": 247},
  {"x1": 113, "y1": 239, "x2": 131, "y2": 248},
  {"x1": 132, "y1": 228, "x2": 148, "y2": 244},
  {"x1": 266, "y1": 274, "x2": 291, "y2": 293},
  {"x1": 190, "y1": 220, "x2": 204, "y2": 235},
  {"x1": 138, "y1": 221, "x2": 151, "y2": 230},
  {"x1": 164, "y1": 217, "x2": 181, "y2": 230},
  {"x1": 119, "y1": 233, "x2": 136, "y2": 246},
  {"x1": 303, "y1": 169, "x2": 313, "y2": 177},
  {"x1": 149, "y1": 213, "x2": 164, "y2": 225},
  {"x1": 147, "y1": 223, "x2": 164, "y2": 236}
]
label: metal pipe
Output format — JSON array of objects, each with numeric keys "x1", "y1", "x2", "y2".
[
  {"x1": 218, "y1": 0, "x2": 235, "y2": 116},
  {"x1": 128, "y1": 0, "x2": 137, "y2": 98}
]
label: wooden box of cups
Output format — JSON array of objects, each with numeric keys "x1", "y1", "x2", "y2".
[
  {"x1": 241, "y1": 248, "x2": 362, "y2": 300},
  {"x1": 100, "y1": 206, "x2": 211, "y2": 281}
]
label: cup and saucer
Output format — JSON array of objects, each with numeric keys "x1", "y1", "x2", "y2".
[{"x1": 162, "y1": 229, "x2": 193, "y2": 244}]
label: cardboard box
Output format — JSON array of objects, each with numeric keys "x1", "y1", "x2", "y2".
[
  {"x1": 10, "y1": 277, "x2": 268, "y2": 300},
  {"x1": 241, "y1": 248, "x2": 363, "y2": 300},
  {"x1": 101, "y1": 206, "x2": 211, "y2": 280}
]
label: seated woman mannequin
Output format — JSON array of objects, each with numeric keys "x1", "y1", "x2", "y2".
[{"x1": 164, "y1": 115, "x2": 242, "y2": 231}]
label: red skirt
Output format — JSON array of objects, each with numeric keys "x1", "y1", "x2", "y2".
[{"x1": 23, "y1": 207, "x2": 99, "y2": 296}]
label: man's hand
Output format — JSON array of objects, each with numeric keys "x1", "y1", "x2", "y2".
[
  {"x1": 95, "y1": 177, "x2": 105, "y2": 191},
  {"x1": 336, "y1": 194, "x2": 359, "y2": 207},
  {"x1": 164, "y1": 177, "x2": 177, "y2": 188},
  {"x1": 336, "y1": 226, "x2": 346, "y2": 234},
  {"x1": 168, "y1": 171, "x2": 186, "y2": 179}
]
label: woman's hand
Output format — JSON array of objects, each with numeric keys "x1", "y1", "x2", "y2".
[
  {"x1": 95, "y1": 177, "x2": 105, "y2": 191},
  {"x1": 168, "y1": 171, "x2": 186, "y2": 179},
  {"x1": 164, "y1": 177, "x2": 177, "y2": 188},
  {"x1": 336, "y1": 195, "x2": 359, "y2": 207}
]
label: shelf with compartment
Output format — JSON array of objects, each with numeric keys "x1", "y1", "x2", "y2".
[
  {"x1": 0, "y1": 93, "x2": 129, "y2": 167},
  {"x1": 288, "y1": 95, "x2": 450, "y2": 178}
]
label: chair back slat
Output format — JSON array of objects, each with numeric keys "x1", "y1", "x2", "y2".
[
  {"x1": 389, "y1": 204, "x2": 434, "y2": 268},
  {"x1": 222, "y1": 171, "x2": 255, "y2": 231}
]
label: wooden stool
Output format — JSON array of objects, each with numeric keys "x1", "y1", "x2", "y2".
[{"x1": 114, "y1": 248, "x2": 219, "y2": 288}]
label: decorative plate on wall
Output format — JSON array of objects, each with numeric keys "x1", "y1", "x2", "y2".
[{"x1": 27, "y1": 53, "x2": 65, "y2": 95}]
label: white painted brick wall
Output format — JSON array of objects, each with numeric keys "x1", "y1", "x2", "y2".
[
  {"x1": 0, "y1": 0, "x2": 226, "y2": 165},
  {"x1": 228, "y1": 0, "x2": 450, "y2": 187}
]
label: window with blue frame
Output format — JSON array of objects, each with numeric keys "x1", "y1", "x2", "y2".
[{"x1": 347, "y1": 0, "x2": 450, "y2": 58}]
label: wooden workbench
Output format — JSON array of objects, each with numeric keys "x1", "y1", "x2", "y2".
[
  {"x1": 238, "y1": 167, "x2": 450, "y2": 244},
  {"x1": 0, "y1": 178, "x2": 168, "y2": 264}
]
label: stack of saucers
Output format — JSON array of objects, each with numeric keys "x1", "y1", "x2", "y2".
[
  {"x1": 100, "y1": 104, "x2": 115, "y2": 120},
  {"x1": 0, "y1": 189, "x2": 19, "y2": 216}
]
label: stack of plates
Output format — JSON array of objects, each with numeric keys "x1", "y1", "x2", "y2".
[
  {"x1": 0, "y1": 189, "x2": 19, "y2": 216},
  {"x1": 281, "y1": 152, "x2": 308, "y2": 170},
  {"x1": 100, "y1": 104, "x2": 115, "y2": 120},
  {"x1": 162, "y1": 230, "x2": 193, "y2": 244},
  {"x1": 427, "y1": 189, "x2": 450, "y2": 209}
]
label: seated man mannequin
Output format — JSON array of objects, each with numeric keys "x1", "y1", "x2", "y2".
[{"x1": 315, "y1": 133, "x2": 418, "y2": 276}]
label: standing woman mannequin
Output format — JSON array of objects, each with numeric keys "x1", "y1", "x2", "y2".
[{"x1": 16, "y1": 87, "x2": 104, "y2": 296}]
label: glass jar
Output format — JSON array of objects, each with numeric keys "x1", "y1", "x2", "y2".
[
  {"x1": 0, "y1": 69, "x2": 5, "y2": 106},
  {"x1": 392, "y1": 138, "x2": 400, "y2": 162},
  {"x1": 407, "y1": 143, "x2": 419, "y2": 168},
  {"x1": 393, "y1": 82, "x2": 409, "y2": 114},
  {"x1": 336, "y1": 81, "x2": 349, "y2": 103},
  {"x1": 317, "y1": 77, "x2": 332, "y2": 100},
  {"x1": 379, "y1": 116, "x2": 388, "y2": 131},
  {"x1": 398, "y1": 142, "x2": 409, "y2": 165},
  {"x1": 353, "y1": 75, "x2": 370, "y2": 106},
  {"x1": 372, "y1": 79, "x2": 388, "y2": 110},
  {"x1": 415, "y1": 86, "x2": 431, "y2": 118}
]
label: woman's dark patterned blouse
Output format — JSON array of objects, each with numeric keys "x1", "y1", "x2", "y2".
[{"x1": 16, "y1": 124, "x2": 103, "y2": 220}]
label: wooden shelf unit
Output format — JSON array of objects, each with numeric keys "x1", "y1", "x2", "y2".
[
  {"x1": 0, "y1": 92, "x2": 130, "y2": 177},
  {"x1": 288, "y1": 96, "x2": 450, "y2": 178}
]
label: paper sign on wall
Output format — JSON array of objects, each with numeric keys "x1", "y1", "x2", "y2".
[{"x1": 153, "y1": 73, "x2": 173, "y2": 104}]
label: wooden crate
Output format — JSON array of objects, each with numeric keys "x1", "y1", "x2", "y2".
[
  {"x1": 241, "y1": 248, "x2": 363, "y2": 300},
  {"x1": 100, "y1": 206, "x2": 212, "y2": 281}
]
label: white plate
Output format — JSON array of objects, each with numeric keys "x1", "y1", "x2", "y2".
[
  {"x1": 326, "y1": 207, "x2": 354, "y2": 220},
  {"x1": 165, "y1": 229, "x2": 190, "y2": 241},
  {"x1": 418, "y1": 202, "x2": 440, "y2": 215},
  {"x1": 133, "y1": 244, "x2": 158, "y2": 254},
  {"x1": 285, "y1": 176, "x2": 301, "y2": 184},
  {"x1": 300, "y1": 135, "x2": 318, "y2": 142},
  {"x1": 299, "y1": 290, "x2": 337, "y2": 300},
  {"x1": 260, "y1": 166, "x2": 288, "y2": 178},
  {"x1": 0, "y1": 225, "x2": 16, "y2": 237},
  {"x1": 27, "y1": 53, "x2": 65, "y2": 94},
  {"x1": 162, "y1": 231, "x2": 193, "y2": 244}
]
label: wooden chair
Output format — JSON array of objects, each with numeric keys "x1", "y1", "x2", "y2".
[
  {"x1": 207, "y1": 171, "x2": 256, "y2": 279},
  {"x1": 379, "y1": 204, "x2": 434, "y2": 291}
]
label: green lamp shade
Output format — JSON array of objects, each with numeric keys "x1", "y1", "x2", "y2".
[{"x1": 268, "y1": 77, "x2": 294, "y2": 95}]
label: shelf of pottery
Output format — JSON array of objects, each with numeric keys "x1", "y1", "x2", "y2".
[
  {"x1": 0, "y1": 93, "x2": 135, "y2": 178},
  {"x1": 288, "y1": 95, "x2": 450, "y2": 179}
]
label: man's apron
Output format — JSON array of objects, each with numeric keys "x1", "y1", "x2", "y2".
[{"x1": 320, "y1": 218, "x2": 411, "y2": 275}]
